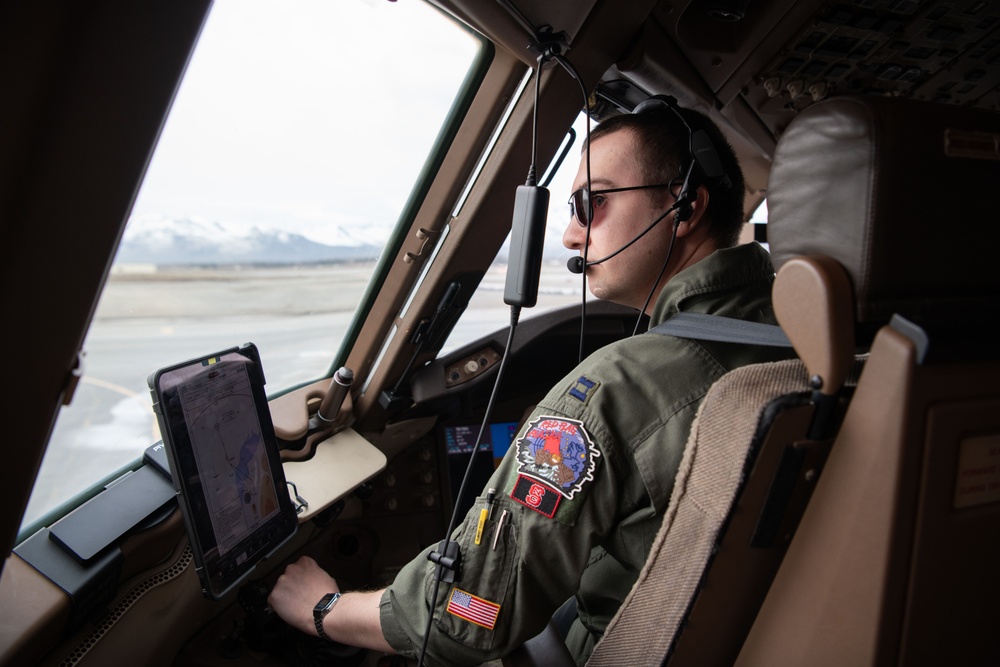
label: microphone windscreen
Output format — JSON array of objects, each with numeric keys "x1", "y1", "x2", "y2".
[{"x1": 567, "y1": 256, "x2": 585, "y2": 274}]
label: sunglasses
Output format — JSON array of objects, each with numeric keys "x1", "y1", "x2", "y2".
[{"x1": 568, "y1": 182, "x2": 675, "y2": 227}]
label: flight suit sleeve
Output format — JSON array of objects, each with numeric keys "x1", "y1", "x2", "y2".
[{"x1": 379, "y1": 403, "x2": 623, "y2": 665}]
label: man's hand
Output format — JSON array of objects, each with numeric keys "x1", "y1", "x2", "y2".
[
  {"x1": 268, "y1": 555, "x2": 394, "y2": 653},
  {"x1": 268, "y1": 556, "x2": 339, "y2": 637}
]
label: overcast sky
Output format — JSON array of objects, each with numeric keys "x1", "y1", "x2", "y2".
[{"x1": 130, "y1": 0, "x2": 480, "y2": 246}]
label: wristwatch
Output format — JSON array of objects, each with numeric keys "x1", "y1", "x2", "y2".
[{"x1": 313, "y1": 592, "x2": 341, "y2": 640}]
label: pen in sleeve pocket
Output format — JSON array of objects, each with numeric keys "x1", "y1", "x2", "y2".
[{"x1": 492, "y1": 509, "x2": 508, "y2": 550}]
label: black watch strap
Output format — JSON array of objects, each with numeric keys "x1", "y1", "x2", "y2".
[{"x1": 313, "y1": 592, "x2": 341, "y2": 640}]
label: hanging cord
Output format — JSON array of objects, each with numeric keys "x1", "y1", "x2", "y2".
[
  {"x1": 550, "y1": 54, "x2": 592, "y2": 364},
  {"x1": 416, "y1": 306, "x2": 520, "y2": 666},
  {"x1": 633, "y1": 215, "x2": 681, "y2": 335},
  {"x1": 527, "y1": 52, "x2": 543, "y2": 185},
  {"x1": 417, "y1": 45, "x2": 554, "y2": 667}
]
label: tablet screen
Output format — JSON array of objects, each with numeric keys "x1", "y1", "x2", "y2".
[{"x1": 149, "y1": 344, "x2": 297, "y2": 599}]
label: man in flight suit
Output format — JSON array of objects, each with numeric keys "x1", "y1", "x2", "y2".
[{"x1": 269, "y1": 103, "x2": 790, "y2": 664}]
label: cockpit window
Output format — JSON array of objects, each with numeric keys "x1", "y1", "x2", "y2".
[
  {"x1": 23, "y1": 0, "x2": 482, "y2": 530},
  {"x1": 442, "y1": 112, "x2": 593, "y2": 352}
]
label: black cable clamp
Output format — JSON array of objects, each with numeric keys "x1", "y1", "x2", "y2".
[
  {"x1": 427, "y1": 539, "x2": 462, "y2": 584},
  {"x1": 528, "y1": 25, "x2": 569, "y2": 64}
]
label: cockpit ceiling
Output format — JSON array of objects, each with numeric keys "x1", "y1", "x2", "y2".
[
  {"x1": 473, "y1": 0, "x2": 999, "y2": 148},
  {"x1": 710, "y1": 1, "x2": 998, "y2": 129}
]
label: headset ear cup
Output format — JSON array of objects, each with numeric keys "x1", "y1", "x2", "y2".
[{"x1": 690, "y1": 129, "x2": 727, "y2": 186}]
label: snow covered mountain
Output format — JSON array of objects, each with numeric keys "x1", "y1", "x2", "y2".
[{"x1": 115, "y1": 215, "x2": 384, "y2": 266}]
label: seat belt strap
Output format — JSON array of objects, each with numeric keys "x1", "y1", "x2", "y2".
[{"x1": 649, "y1": 312, "x2": 792, "y2": 347}]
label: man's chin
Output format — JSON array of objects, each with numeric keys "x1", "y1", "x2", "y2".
[{"x1": 588, "y1": 282, "x2": 610, "y2": 301}]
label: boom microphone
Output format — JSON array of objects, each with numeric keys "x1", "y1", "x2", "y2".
[
  {"x1": 566, "y1": 253, "x2": 611, "y2": 274},
  {"x1": 566, "y1": 200, "x2": 684, "y2": 274}
]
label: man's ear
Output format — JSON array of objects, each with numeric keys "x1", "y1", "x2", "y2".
[{"x1": 675, "y1": 185, "x2": 709, "y2": 238}]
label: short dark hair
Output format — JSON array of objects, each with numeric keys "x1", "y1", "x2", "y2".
[{"x1": 588, "y1": 106, "x2": 746, "y2": 248}]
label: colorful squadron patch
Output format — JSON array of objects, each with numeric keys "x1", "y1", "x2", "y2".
[
  {"x1": 513, "y1": 416, "x2": 600, "y2": 502},
  {"x1": 446, "y1": 587, "x2": 501, "y2": 630}
]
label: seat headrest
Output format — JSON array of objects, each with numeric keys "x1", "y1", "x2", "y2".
[{"x1": 767, "y1": 96, "x2": 1000, "y2": 329}]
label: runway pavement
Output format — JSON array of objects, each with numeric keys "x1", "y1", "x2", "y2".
[{"x1": 24, "y1": 261, "x2": 585, "y2": 527}]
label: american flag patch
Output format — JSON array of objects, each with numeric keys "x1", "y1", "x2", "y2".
[{"x1": 446, "y1": 587, "x2": 501, "y2": 630}]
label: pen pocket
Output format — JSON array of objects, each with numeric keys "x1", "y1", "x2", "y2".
[{"x1": 428, "y1": 495, "x2": 520, "y2": 651}]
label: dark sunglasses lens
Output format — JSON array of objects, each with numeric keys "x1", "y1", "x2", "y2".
[{"x1": 573, "y1": 189, "x2": 591, "y2": 227}]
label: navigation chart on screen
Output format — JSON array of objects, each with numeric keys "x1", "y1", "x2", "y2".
[{"x1": 177, "y1": 360, "x2": 280, "y2": 556}]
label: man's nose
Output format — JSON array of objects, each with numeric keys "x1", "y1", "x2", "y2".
[{"x1": 563, "y1": 216, "x2": 585, "y2": 250}]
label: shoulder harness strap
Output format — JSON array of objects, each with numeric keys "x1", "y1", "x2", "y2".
[{"x1": 648, "y1": 312, "x2": 792, "y2": 347}]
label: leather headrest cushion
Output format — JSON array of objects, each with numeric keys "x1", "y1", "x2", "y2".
[{"x1": 768, "y1": 96, "x2": 1000, "y2": 327}]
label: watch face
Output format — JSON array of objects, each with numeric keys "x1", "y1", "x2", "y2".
[{"x1": 315, "y1": 592, "x2": 338, "y2": 614}]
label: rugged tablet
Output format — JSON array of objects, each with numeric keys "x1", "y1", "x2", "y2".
[{"x1": 148, "y1": 343, "x2": 297, "y2": 599}]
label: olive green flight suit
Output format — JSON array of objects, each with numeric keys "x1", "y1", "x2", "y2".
[{"x1": 380, "y1": 243, "x2": 791, "y2": 665}]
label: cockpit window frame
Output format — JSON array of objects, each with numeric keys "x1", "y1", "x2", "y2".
[{"x1": 308, "y1": 28, "x2": 495, "y2": 390}]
